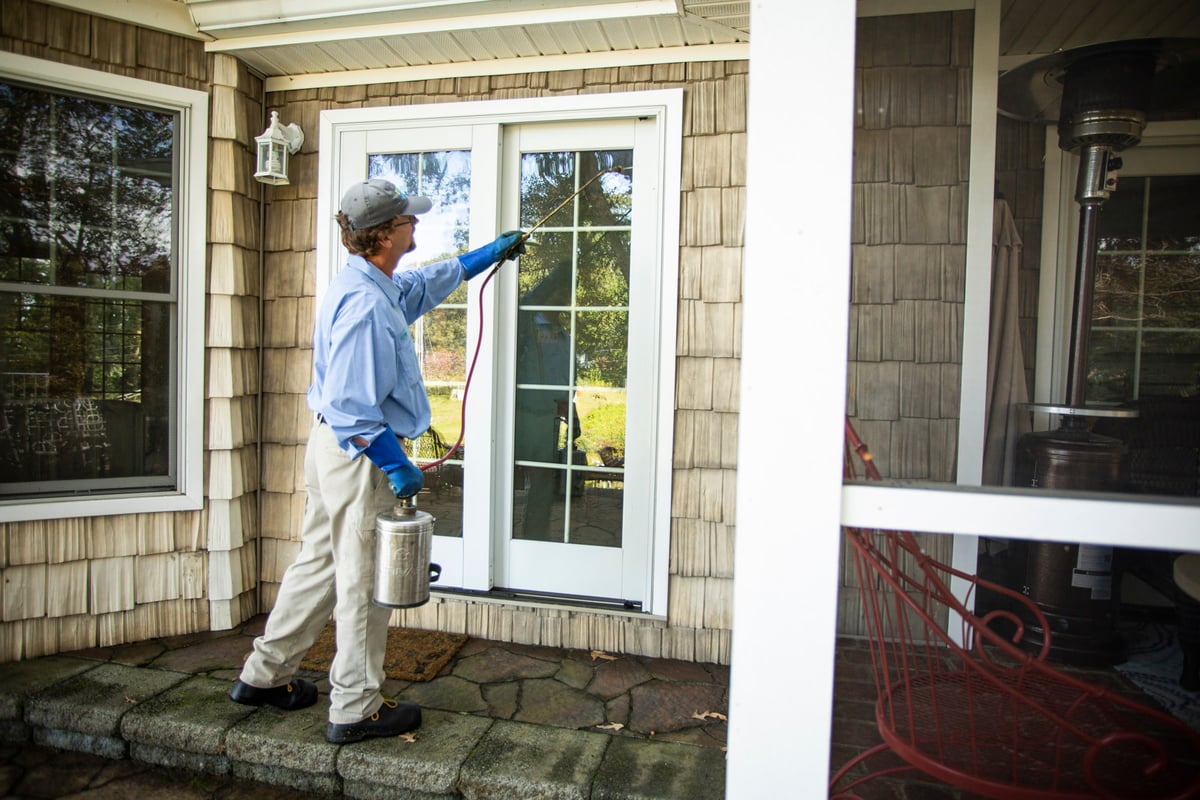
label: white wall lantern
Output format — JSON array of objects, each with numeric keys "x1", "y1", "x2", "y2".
[{"x1": 254, "y1": 110, "x2": 304, "y2": 185}]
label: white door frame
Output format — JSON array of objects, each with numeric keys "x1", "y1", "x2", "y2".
[{"x1": 315, "y1": 90, "x2": 681, "y2": 614}]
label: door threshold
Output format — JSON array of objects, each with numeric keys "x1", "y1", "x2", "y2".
[{"x1": 436, "y1": 586, "x2": 643, "y2": 613}]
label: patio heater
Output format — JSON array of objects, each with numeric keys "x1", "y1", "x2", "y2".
[{"x1": 996, "y1": 38, "x2": 1200, "y2": 665}]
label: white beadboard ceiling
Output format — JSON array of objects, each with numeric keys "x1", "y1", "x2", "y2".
[
  {"x1": 189, "y1": 0, "x2": 751, "y2": 79},
  {"x1": 49, "y1": 0, "x2": 1200, "y2": 83}
]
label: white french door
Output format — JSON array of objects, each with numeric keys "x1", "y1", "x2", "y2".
[
  {"x1": 493, "y1": 120, "x2": 659, "y2": 603},
  {"x1": 316, "y1": 93, "x2": 680, "y2": 612},
  {"x1": 331, "y1": 123, "x2": 500, "y2": 593}
]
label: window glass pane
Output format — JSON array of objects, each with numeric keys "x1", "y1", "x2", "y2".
[
  {"x1": 1092, "y1": 253, "x2": 1142, "y2": 328},
  {"x1": 1085, "y1": 329, "x2": 1136, "y2": 403},
  {"x1": 1143, "y1": 253, "x2": 1200, "y2": 328},
  {"x1": 1095, "y1": 176, "x2": 1145, "y2": 251},
  {"x1": 1145, "y1": 175, "x2": 1200, "y2": 251},
  {"x1": 1087, "y1": 175, "x2": 1200, "y2": 405},
  {"x1": 0, "y1": 82, "x2": 175, "y2": 293},
  {"x1": 1081, "y1": 172, "x2": 1200, "y2": 502},
  {"x1": 1136, "y1": 331, "x2": 1200, "y2": 398},
  {"x1": 369, "y1": 149, "x2": 471, "y2": 535},
  {"x1": 0, "y1": 80, "x2": 177, "y2": 499},
  {"x1": 0, "y1": 293, "x2": 172, "y2": 488}
]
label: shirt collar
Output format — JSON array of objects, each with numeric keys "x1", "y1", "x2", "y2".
[{"x1": 347, "y1": 254, "x2": 400, "y2": 304}]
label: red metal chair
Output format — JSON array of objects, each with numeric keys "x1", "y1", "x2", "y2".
[{"x1": 830, "y1": 419, "x2": 1200, "y2": 800}]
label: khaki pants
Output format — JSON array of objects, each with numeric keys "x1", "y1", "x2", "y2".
[{"x1": 239, "y1": 418, "x2": 396, "y2": 724}]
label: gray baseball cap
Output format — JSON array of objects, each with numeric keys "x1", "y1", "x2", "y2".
[{"x1": 339, "y1": 179, "x2": 433, "y2": 230}]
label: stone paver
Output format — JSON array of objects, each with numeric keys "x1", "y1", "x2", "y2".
[
  {"x1": 482, "y1": 682, "x2": 519, "y2": 719},
  {"x1": 627, "y1": 680, "x2": 727, "y2": 735},
  {"x1": 554, "y1": 657, "x2": 594, "y2": 689},
  {"x1": 514, "y1": 678, "x2": 606, "y2": 728},
  {"x1": 592, "y1": 736, "x2": 726, "y2": 800},
  {"x1": 0, "y1": 740, "x2": 324, "y2": 799},
  {"x1": 224, "y1": 702, "x2": 341, "y2": 796},
  {"x1": 70, "y1": 640, "x2": 169, "y2": 667},
  {"x1": 24, "y1": 662, "x2": 189, "y2": 759},
  {"x1": 0, "y1": 656, "x2": 98, "y2": 742},
  {"x1": 587, "y1": 658, "x2": 653, "y2": 699},
  {"x1": 120, "y1": 675, "x2": 257, "y2": 775},
  {"x1": 336, "y1": 708, "x2": 492, "y2": 798},
  {"x1": 458, "y1": 720, "x2": 609, "y2": 800},
  {"x1": 637, "y1": 658, "x2": 715, "y2": 684},
  {"x1": 453, "y1": 646, "x2": 561, "y2": 682},
  {"x1": 401, "y1": 675, "x2": 488, "y2": 713},
  {"x1": 148, "y1": 633, "x2": 256, "y2": 674}
]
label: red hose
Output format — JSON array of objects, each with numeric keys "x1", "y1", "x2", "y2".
[{"x1": 419, "y1": 260, "x2": 501, "y2": 473}]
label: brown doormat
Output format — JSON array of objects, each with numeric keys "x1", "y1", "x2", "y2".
[{"x1": 299, "y1": 623, "x2": 468, "y2": 682}]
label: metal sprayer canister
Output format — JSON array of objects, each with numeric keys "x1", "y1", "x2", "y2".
[{"x1": 373, "y1": 501, "x2": 441, "y2": 608}]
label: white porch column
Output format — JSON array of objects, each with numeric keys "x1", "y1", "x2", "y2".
[{"x1": 726, "y1": 2, "x2": 856, "y2": 797}]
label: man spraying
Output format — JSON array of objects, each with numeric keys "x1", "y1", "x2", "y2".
[{"x1": 230, "y1": 178, "x2": 523, "y2": 744}]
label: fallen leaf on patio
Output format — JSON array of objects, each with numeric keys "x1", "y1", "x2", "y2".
[
  {"x1": 596, "y1": 722, "x2": 624, "y2": 731},
  {"x1": 398, "y1": 732, "x2": 418, "y2": 743},
  {"x1": 690, "y1": 711, "x2": 727, "y2": 722},
  {"x1": 590, "y1": 650, "x2": 618, "y2": 661}
]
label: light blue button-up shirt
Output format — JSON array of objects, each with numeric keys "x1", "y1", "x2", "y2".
[{"x1": 307, "y1": 253, "x2": 465, "y2": 456}]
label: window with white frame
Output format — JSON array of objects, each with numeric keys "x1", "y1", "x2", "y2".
[
  {"x1": 1088, "y1": 173, "x2": 1200, "y2": 404},
  {"x1": 0, "y1": 54, "x2": 206, "y2": 521}
]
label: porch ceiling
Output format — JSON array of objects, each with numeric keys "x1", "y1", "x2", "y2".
[
  {"x1": 185, "y1": 0, "x2": 750, "y2": 77},
  {"x1": 179, "y1": 0, "x2": 1199, "y2": 78},
  {"x1": 998, "y1": 0, "x2": 1200, "y2": 61},
  {"x1": 109, "y1": 0, "x2": 1200, "y2": 80}
]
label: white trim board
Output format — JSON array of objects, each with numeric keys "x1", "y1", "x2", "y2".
[
  {"x1": 263, "y1": 43, "x2": 749, "y2": 93},
  {"x1": 844, "y1": 483, "x2": 1200, "y2": 552}
]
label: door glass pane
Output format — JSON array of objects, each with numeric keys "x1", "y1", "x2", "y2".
[
  {"x1": 369, "y1": 150, "x2": 470, "y2": 536},
  {"x1": 575, "y1": 310, "x2": 628, "y2": 388},
  {"x1": 577, "y1": 230, "x2": 630, "y2": 307},
  {"x1": 512, "y1": 150, "x2": 632, "y2": 547}
]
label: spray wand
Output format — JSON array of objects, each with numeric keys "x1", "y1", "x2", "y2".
[{"x1": 418, "y1": 165, "x2": 629, "y2": 474}]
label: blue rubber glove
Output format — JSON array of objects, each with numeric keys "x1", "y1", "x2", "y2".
[
  {"x1": 459, "y1": 230, "x2": 527, "y2": 279},
  {"x1": 362, "y1": 426, "x2": 423, "y2": 497}
]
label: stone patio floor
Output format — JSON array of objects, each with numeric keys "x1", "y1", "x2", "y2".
[{"x1": 0, "y1": 614, "x2": 729, "y2": 799}]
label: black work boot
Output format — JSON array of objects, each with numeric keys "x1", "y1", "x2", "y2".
[
  {"x1": 229, "y1": 678, "x2": 318, "y2": 710},
  {"x1": 326, "y1": 698, "x2": 422, "y2": 744}
]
